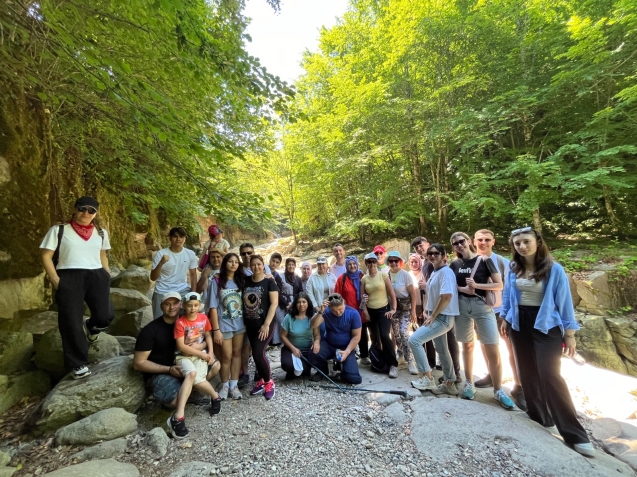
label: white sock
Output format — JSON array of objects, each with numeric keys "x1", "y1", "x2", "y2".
[
  {"x1": 222, "y1": 381, "x2": 229, "y2": 388},
  {"x1": 229, "y1": 379, "x2": 238, "y2": 389}
]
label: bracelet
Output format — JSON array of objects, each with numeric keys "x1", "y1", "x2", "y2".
[
  {"x1": 168, "y1": 365, "x2": 173, "y2": 374},
  {"x1": 565, "y1": 334, "x2": 575, "y2": 338},
  {"x1": 212, "y1": 329, "x2": 220, "y2": 332}
]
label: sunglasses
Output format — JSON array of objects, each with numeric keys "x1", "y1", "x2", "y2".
[
  {"x1": 427, "y1": 251, "x2": 441, "y2": 257},
  {"x1": 452, "y1": 238, "x2": 467, "y2": 247},
  {"x1": 375, "y1": 251, "x2": 385, "y2": 255},
  {"x1": 240, "y1": 251, "x2": 253, "y2": 256},
  {"x1": 327, "y1": 294, "x2": 341, "y2": 303},
  {"x1": 387, "y1": 259, "x2": 400, "y2": 264},
  {"x1": 365, "y1": 260, "x2": 378, "y2": 265},
  {"x1": 77, "y1": 206, "x2": 97, "y2": 214},
  {"x1": 475, "y1": 238, "x2": 492, "y2": 243},
  {"x1": 511, "y1": 226, "x2": 532, "y2": 235}
]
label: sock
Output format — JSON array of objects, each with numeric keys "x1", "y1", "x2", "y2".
[
  {"x1": 229, "y1": 379, "x2": 238, "y2": 389},
  {"x1": 222, "y1": 381, "x2": 229, "y2": 388}
]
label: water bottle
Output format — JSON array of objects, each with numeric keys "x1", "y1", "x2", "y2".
[{"x1": 336, "y1": 350, "x2": 343, "y2": 362}]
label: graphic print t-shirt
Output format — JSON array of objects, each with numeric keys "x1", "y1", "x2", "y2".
[
  {"x1": 208, "y1": 278, "x2": 244, "y2": 333},
  {"x1": 450, "y1": 256, "x2": 499, "y2": 299},
  {"x1": 174, "y1": 313, "x2": 211, "y2": 349},
  {"x1": 242, "y1": 277, "x2": 278, "y2": 328}
]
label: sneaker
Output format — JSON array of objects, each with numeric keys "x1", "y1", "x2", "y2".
[
  {"x1": 439, "y1": 375, "x2": 463, "y2": 385},
  {"x1": 218, "y1": 384, "x2": 229, "y2": 401},
  {"x1": 461, "y1": 382, "x2": 476, "y2": 400},
  {"x1": 411, "y1": 375, "x2": 436, "y2": 391},
  {"x1": 83, "y1": 321, "x2": 99, "y2": 344},
  {"x1": 238, "y1": 373, "x2": 250, "y2": 389},
  {"x1": 360, "y1": 357, "x2": 371, "y2": 365},
  {"x1": 494, "y1": 388, "x2": 515, "y2": 410},
  {"x1": 167, "y1": 414, "x2": 189, "y2": 439},
  {"x1": 511, "y1": 385, "x2": 527, "y2": 412},
  {"x1": 573, "y1": 442, "x2": 595, "y2": 457},
  {"x1": 408, "y1": 361, "x2": 418, "y2": 375},
  {"x1": 264, "y1": 380, "x2": 275, "y2": 400},
  {"x1": 309, "y1": 372, "x2": 323, "y2": 382},
  {"x1": 388, "y1": 366, "x2": 399, "y2": 378},
  {"x1": 229, "y1": 387, "x2": 243, "y2": 400},
  {"x1": 250, "y1": 379, "x2": 265, "y2": 395},
  {"x1": 73, "y1": 365, "x2": 91, "y2": 379},
  {"x1": 431, "y1": 382, "x2": 459, "y2": 396},
  {"x1": 474, "y1": 374, "x2": 493, "y2": 388},
  {"x1": 209, "y1": 397, "x2": 221, "y2": 416},
  {"x1": 332, "y1": 361, "x2": 342, "y2": 372}
]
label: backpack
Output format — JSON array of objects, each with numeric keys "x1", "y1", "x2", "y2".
[
  {"x1": 369, "y1": 343, "x2": 389, "y2": 373},
  {"x1": 52, "y1": 223, "x2": 105, "y2": 268},
  {"x1": 470, "y1": 255, "x2": 502, "y2": 308}
]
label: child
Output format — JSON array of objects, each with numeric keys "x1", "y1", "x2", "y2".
[
  {"x1": 168, "y1": 292, "x2": 221, "y2": 438},
  {"x1": 206, "y1": 225, "x2": 230, "y2": 256}
]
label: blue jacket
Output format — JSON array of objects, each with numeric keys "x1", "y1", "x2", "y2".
[{"x1": 501, "y1": 262, "x2": 579, "y2": 335}]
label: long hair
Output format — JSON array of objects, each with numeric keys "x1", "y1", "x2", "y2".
[
  {"x1": 218, "y1": 253, "x2": 245, "y2": 293},
  {"x1": 509, "y1": 229, "x2": 553, "y2": 282},
  {"x1": 450, "y1": 231, "x2": 476, "y2": 258},
  {"x1": 290, "y1": 292, "x2": 315, "y2": 319}
]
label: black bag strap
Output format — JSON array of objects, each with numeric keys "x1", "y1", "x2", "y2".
[{"x1": 52, "y1": 224, "x2": 65, "y2": 266}]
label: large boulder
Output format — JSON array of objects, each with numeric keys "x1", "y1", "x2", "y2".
[
  {"x1": 0, "y1": 370, "x2": 50, "y2": 414},
  {"x1": 0, "y1": 272, "x2": 49, "y2": 320},
  {"x1": 567, "y1": 274, "x2": 581, "y2": 307},
  {"x1": 573, "y1": 271, "x2": 614, "y2": 315},
  {"x1": 111, "y1": 266, "x2": 152, "y2": 294},
  {"x1": 55, "y1": 408, "x2": 137, "y2": 446},
  {"x1": 107, "y1": 306, "x2": 152, "y2": 338},
  {"x1": 70, "y1": 437, "x2": 127, "y2": 463},
  {"x1": 19, "y1": 311, "x2": 59, "y2": 339},
  {"x1": 34, "y1": 329, "x2": 120, "y2": 380},
  {"x1": 41, "y1": 459, "x2": 139, "y2": 477},
  {"x1": 381, "y1": 239, "x2": 412, "y2": 267},
  {"x1": 575, "y1": 313, "x2": 627, "y2": 374},
  {"x1": 109, "y1": 288, "x2": 151, "y2": 317},
  {"x1": 0, "y1": 331, "x2": 33, "y2": 374},
  {"x1": 605, "y1": 316, "x2": 637, "y2": 372},
  {"x1": 33, "y1": 356, "x2": 147, "y2": 432},
  {"x1": 113, "y1": 336, "x2": 136, "y2": 355}
]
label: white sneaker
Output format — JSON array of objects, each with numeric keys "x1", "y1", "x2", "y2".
[
  {"x1": 411, "y1": 375, "x2": 436, "y2": 391},
  {"x1": 389, "y1": 366, "x2": 399, "y2": 378},
  {"x1": 73, "y1": 365, "x2": 91, "y2": 379},
  {"x1": 360, "y1": 357, "x2": 371, "y2": 365},
  {"x1": 408, "y1": 361, "x2": 418, "y2": 375},
  {"x1": 573, "y1": 442, "x2": 595, "y2": 457},
  {"x1": 218, "y1": 384, "x2": 229, "y2": 401},
  {"x1": 229, "y1": 387, "x2": 243, "y2": 400},
  {"x1": 431, "y1": 382, "x2": 459, "y2": 396}
]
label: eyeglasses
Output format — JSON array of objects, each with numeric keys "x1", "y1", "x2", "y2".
[
  {"x1": 475, "y1": 238, "x2": 492, "y2": 243},
  {"x1": 511, "y1": 226, "x2": 532, "y2": 235},
  {"x1": 451, "y1": 238, "x2": 467, "y2": 247},
  {"x1": 387, "y1": 259, "x2": 400, "y2": 264},
  {"x1": 77, "y1": 206, "x2": 97, "y2": 214},
  {"x1": 427, "y1": 251, "x2": 441, "y2": 257},
  {"x1": 240, "y1": 251, "x2": 253, "y2": 256}
]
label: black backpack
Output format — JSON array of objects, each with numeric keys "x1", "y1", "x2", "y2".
[{"x1": 369, "y1": 343, "x2": 389, "y2": 373}]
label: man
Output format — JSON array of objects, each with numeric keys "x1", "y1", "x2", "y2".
[
  {"x1": 373, "y1": 245, "x2": 389, "y2": 272},
  {"x1": 284, "y1": 258, "x2": 303, "y2": 302},
  {"x1": 473, "y1": 229, "x2": 526, "y2": 411},
  {"x1": 306, "y1": 256, "x2": 337, "y2": 313},
  {"x1": 239, "y1": 242, "x2": 271, "y2": 276},
  {"x1": 411, "y1": 237, "x2": 434, "y2": 283},
  {"x1": 134, "y1": 292, "x2": 220, "y2": 438},
  {"x1": 309, "y1": 293, "x2": 362, "y2": 384},
  {"x1": 300, "y1": 262, "x2": 312, "y2": 292},
  {"x1": 329, "y1": 243, "x2": 346, "y2": 278}
]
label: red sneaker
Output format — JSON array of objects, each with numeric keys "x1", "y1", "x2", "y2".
[
  {"x1": 264, "y1": 380, "x2": 275, "y2": 400},
  {"x1": 250, "y1": 378, "x2": 265, "y2": 395}
]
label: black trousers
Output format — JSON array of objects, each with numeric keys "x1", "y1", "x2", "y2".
[
  {"x1": 56, "y1": 268, "x2": 113, "y2": 369},
  {"x1": 367, "y1": 305, "x2": 398, "y2": 368},
  {"x1": 246, "y1": 320, "x2": 275, "y2": 382},
  {"x1": 358, "y1": 321, "x2": 372, "y2": 358},
  {"x1": 508, "y1": 306, "x2": 589, "y2": 445},
  {"x1": 280, "y1": 346, "x2": 311, "y2": 376}
]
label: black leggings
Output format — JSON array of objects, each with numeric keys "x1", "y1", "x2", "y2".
[
  {"x1": 368, "y1": 305, "x2": 398, "y2": 368},
  {"x1": 358, "y1": 321, "x2": 372, "y2": 359},
  {"x1": 280, "y1": 346, "x2": 311, "y2": 376},
  {"x1": 246, "y1": 320, "x2": 275, "y2": 382}
]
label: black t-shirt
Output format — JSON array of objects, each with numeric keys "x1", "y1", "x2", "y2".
[
  {"x1": 450, "y1": 256, "x2": 499, "y2": 298},
  {"x1": 243, "y1": 277, "x2": 278, "y2": 328},
  {"x1": 135, "y1": 318, "x2": 176, "y2": 380}
]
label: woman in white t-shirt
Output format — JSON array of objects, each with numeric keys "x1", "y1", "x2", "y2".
[{"x1": 40, "y1": 196, "x2": 113, "y2": 380}]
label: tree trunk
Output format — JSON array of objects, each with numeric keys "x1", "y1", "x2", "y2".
[{"x1": 532, "y1": 208, "x2": 542, "y2": 232}]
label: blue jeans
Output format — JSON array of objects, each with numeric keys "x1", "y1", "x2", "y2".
[
  {"x1": 408, "y1": 314, "x2": 456, "y2": 381},
  {"x1": 150, "y1": 373, "x2": 182, "y2": 406},
  {"x1": 308, "y1": 339, "x2": 362, "y2": 384}
]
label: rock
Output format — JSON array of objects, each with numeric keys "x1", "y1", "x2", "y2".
[
  {"x1": 108, "y1": 266, "x2": 121, "y2": 280},
  {"x1": 0, "y1": 468, "x2": 16, "y2": 477},
  {"x1": 111, "y1": 266, "x2": 152, "y2": 294},
  {"x1": 384, "y1": 401, "x2": 409, "y2": 425},
  {"x1": 144, "y1": 427, "x2": 169, "y2": 456},
  {"x1": 70, "y1": 437, "x2": 127, "y2": 462},
  {"x1": 573, "y1": 271, "x2": 614, "y2": 315},
  {"x1": 0, "y1": 272, "x2": 49, "y2": 320},
  {"x1": 575, "y1": 313, "x2": 627, "y2": 374},
  {"x1": 284, "y1": 243, "x2": 297, "y2": 255},
  {"x1": 136, "y1": 259, "x2": 153, "y2": 271},
  {"x1": 364, "y1": 392, "x2": 402, "y2": 406},
  {"x1": 168, "y1": 462, "x2": 216, "y2": 477},
  {"x1": 381, "y1": 239, "x2": 412, "y2": 266},
  {"x1": 605, "y1": 317, "x2": 637, "y2": 372},
  {"x1": 0, "y1": 371, "x2": 50, "y2": 414},
  {"x1": 0, "y1": 331, "x2": 33, "y2": 374},
  {"x1": 114, "y1": 336, "x2": 136, "y2": 355},
  {"x1": 0, "y1": 449, "x2": 10, "y2": 466},
  {"x1": 33, "y1": 356, "x2": 147, "y2": 432},
  {"x1": 20, "y1": 311, "x2": 59, "y2": 339},
  {"x1": 109, "y1": 288, "x2": 151, "y2": 316},
  {"x1": 41, "y1": 459, "x2": 139, "y2": 477},
  {"x1": 567, "y1": 274, "x2": 581, "y2": 307},
  {"x1": 34, "y1": 329, "x2": 120, "y2": 379},
  {"x1": 107, "y1": 306, "x2": 152, "y2": 338},
  {"x1": 55, "y1": 408, "x2": 138, "y2": 445}
]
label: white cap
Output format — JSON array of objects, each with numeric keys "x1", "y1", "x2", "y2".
[{"x1": 161, "y1": 291, "x2": 182, "y2": 304}]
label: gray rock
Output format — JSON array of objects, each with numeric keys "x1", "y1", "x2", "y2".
[
  {"x1": 41, "y1": 459, "x2": 139, "y2": 477},
  {"x1": 33, "y1": 356, "x2": 147, "y2": 432},
  {"x1": 111, "y1": 266, "x2": 152, "y2": 294},
  {"x1": 364, "y1": 392, "x2": 402, "y2": 406},
  {"x1": 0, "y1": 468, "x2": 17, "y2": 477},
  {"x1": 70, "y1": 437, "x2": 127, "y2": 462},
  {"x1": 0, "y1": 331, "x2": 33, "y2": 374},
  {"x1": 110, "y1": 288, "x2": 151, "y2": 316},
  {"x1": 0, "y1": 371, "x2": 51, "y2": 414},
  {"x1": 605, "y1": 317, "x2": 637, "y2": 371},
  {"x1": 144, "y1": 427, "x2": 169, "y2": 456},
  {"x1": 575, "y1": 313, "x2": 627, "y2": 374},
  {"x1": 384, "y1": 401, "x2": 409, "y2": 425},
  {"x1": 20, "y1": 311, "x2": 59, "y2": 339},
  {"x1": 113, "y1": 336, "x2": 136, "y2": 355},
  {"x1": 0, "y1": 449, "x2": 10, "y2": 466},
  {"x1": 108, "y1": 306, "x2": 152, "y2": 338},
  {"x1": 168, "y1": 461, "x2": 216, "y2": 477},
  {"x1": 34, "y1": 329, "x2": 120, "y2": 379},
  {"x1": 55, "y1": 408, "x2": 137, "y2": 445}
]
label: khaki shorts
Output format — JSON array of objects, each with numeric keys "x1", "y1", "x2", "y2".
[{"x1": 175, "y1": 356, "x2": 209, "y2": 385}]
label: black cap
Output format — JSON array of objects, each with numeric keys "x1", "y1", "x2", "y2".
[{"x1": 74, "y1": 196, "x2": 99, "y2": 210}]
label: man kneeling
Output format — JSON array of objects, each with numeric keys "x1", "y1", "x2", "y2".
[{"x1": 309, "y1": 293, "x2": 362, "y2": 384}]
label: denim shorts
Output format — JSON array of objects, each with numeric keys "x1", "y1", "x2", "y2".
[
  {"x1": 150, "y1": 373, "x2": 181, "y2": 405},
  {"x1": 455, "y1": 296, "x2": 499, "y2": 345},
  {"x1": 222, "y1": 327, "x2": 246, "y2": 340}
]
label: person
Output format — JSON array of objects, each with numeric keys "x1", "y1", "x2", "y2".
[
  {"x1": 408, "y1": 244, "x2": 459, "y2": 395},
  {"x1": 361, "y1": 252, "x2": 398, "y2": 378},
  {"x1": 386, "y1": 251, "x2": 419, "y2": 375},
  {"x1": 329, "y1": 243, "x2": 347, "y2": 277},
  {"x1": 196, "y1": 248, "x2": 223, "y2": 306},
  {"x1": 40, "y1": 196, "x2": 113, "y2": 379},
  {"x1": 408, "y1": 253, "x2": 436, "y2": 369},
  {"x1": 150, "y1": 227, "x2": 198, "y2": 319},
  {"x1": 300, "y1": 262, "x2": 312, "y2": 292},
  {"x1": 473, "y1": 229, "x2": 527, "y2": 411},
  {"x1": 449, "y1": 232, "x2": 515, "y2": 409},
  {"x1": 284, "y1": 258, "x2": 303, "y2": 302},
  {"x1": 269, "y1": 252, "x2": 292, "y2": 346},
  {"x1": 280, "y1": 293, "x2": 322, "y2": 379},
  {"x1": 334, "y1": 256, "x2": 370, "y2": 364},
  {"x1": 208, "y1": 253, "x2": 246, "y2": 401},
  {"x1": 502, "y1": 227, "x2": 594, "y2": 457},
  {"x1": 201, "y1": 224, "x2": 230, "y2": 262},
  {"x1": 173, "y1": 292, "x2": 222, "y2": 420},
  {"x1": 309, "y1": 293, "x2": 363, "y2": 384},
  {"x1": 306, "y1": 256, "x2": 337, "y2": 313},
  {"x1": 243, "y1": 254, "x2": 279, "y2": 400},
  {"x1": 373, "y1": 245, "x2": 389, "y2": 272}
]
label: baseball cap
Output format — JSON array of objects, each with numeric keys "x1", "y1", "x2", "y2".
[
  {"x1": 182, "y1": 291, "x2": 202, "y2": 303},
  {"x1": 74, "y1": 196, "x2": 99, "y2": 210},
  {"x1": 292, "y1": 355, "x2": 304, "y2": 376},
  {"x1": 161, "y1": 291, "x2": 182, "y2": 304},
  {"x1": 364, "y1": 252, "x2": 379, "y2": 262},
  {"x1": 208, "y1": 224, "x2": 223, "y2": 236},
  {"x1": 316, "y1": 256, "x2": 328, "y2": 264},
  {"x1": 373, "y1": 245, "x2": 386, "y2": 254}
]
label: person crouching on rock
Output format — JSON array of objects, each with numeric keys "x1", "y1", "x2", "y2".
[
  {"x1": 309, "y1": 293, "x2": 363, "y2": 384},
  {"x1": 40, "y1": 196, "x2": 113, "y2": 380},
  {"x1": 280, "y1": 293, "x2": 322, "y2": 379}
]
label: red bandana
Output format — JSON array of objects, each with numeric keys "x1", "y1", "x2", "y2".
[{"x1": 70, "y1": 220, "x2": 95, "y2": 241}]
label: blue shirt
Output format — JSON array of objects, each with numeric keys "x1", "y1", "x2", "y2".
[
  {"x1": 484, "y1": 252, "x2": 510, "y2": 315},
  {"x1": 322, "y1": 305, "x2": 362, "y2": 348}
]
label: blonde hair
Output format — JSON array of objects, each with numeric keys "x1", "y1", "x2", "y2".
[{"x1": 450, "y1": 231, "x2": 476, "y2": 258}]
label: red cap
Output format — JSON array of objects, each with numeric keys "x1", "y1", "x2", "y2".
[
  {"x1": 208, "y1": 224, "x2": 222, "y2": 236},
  {"x1": 373, "y1": 245, "x2": 386, "y2": 254}
]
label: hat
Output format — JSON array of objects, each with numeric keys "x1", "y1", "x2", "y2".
[
  {"x1": 161, "y1": 291, "x2": 182, "y2": 304},
  {"x1": 182, "y1": 291, "x2": 202, "y2": 303},
  {"x1": 316, "y1": 256, "x2": 328, "y2": 264},
  {"x1": 292, "y1": 355, "x2": 304, "y2": 376},
  {"x1": 74, "y1": 196, "x2": 99, "y2": 210},
  {"x1": 208, "y1": 224, "x2": 223, "y2": 236},
  {"x1": 386, "y1": 251, "x2": 403, "y2": 263},
  {"x1": 285, "y1": 257, "x2": 297, "y2": 264},
  {"x1": 364, "y1": 252, "x2": 379, "y2": 262},
  {"x1": 373, "y1": 245, "x2": 386, "y2": 254}
]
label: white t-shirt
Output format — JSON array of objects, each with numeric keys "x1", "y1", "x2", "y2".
[
  {"x1": 329, "y1": 262, "x2": 346, "y2": 278},
  {"x1": 152, "y1": 247, "x2": 198, "y2": 294},
  {"x1": 389, "y1": 269, "x2": 413, "y2": 299},
  {"x1": 426, "y1": 266, "x2": 459, "y2": 316},
  {"x1": 40, "y1": 224, "x2": 110, "y2": 270}
]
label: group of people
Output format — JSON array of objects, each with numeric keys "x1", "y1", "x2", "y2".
[{"x1": 39, "y1": 196, "x2": 594, "y2": 457}]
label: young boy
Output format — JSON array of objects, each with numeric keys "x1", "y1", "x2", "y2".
[{"x1": 168, "y1": 292, "x2": 221, "y2": 438}]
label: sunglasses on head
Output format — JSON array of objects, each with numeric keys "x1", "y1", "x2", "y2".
[
  {"x1": 387, "y1": 259, "x2": 400, "y2": 264},
  {"x1": 240, "y1": 251, "x2": 253, "y2": 256},
  {"x1": 511, "y1": 226, "x2": 533, "y2": 235},
  {"x1": 327, "y1": 294, "x2": 341, "y2": 303},
  {"x1": 427, "y1": 251, "x2": 441, "y2": 257},
  {"x1": 452, "y1": 238, "x2": 467, "y2": 247},
  {"x1": 77, "y1": 206, "x2": 97, "y2": 214}
]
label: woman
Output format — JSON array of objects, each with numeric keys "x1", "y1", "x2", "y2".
[
  {"x1": 387, "y1": 251, "x2": 419, "y2": 375},
  {"x1": 361, "y1": 252, "x2": 398, "y2": 378},
  {"x1": 208, "y1": 253, "x2": 246, "y2": 400},
  {"x1": 502, "y1": 227, "x2": 594, "y2": 457},
  {"x1": 284, "y1": 258, "x2": 303, "y2": 301},
  {"x1": 408, "y1": 254, "x2": 436, "y2": 369},
  {"x1": 449, "y1": 231, "x2": 514, "y2": 408},
  {"x1": 300, "y1": 262, "x2": 312, "y2": 292},
  {"x1": 280, "y1": 293, "x2": 321, "y2": 379},
  {"x1": 40, "y1": 196, "x2": 113, "y2": 379},
  {"x1": 242, "y1": 254, "x2": 279, "y2": 400},
  {"x1": 408, "y1": 244, "x2": 459, "y2": 394},
  {"x1": 269, "y1": 252, "x2": 291, "y2": 346}
]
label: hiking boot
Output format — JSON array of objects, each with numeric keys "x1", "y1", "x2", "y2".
[
  {"x1": 218, "y1": 384, "x2": 229, "y2": 401},
  {"x1": 83, "y1": 321, "x2": 99, "y2": 344},
  {"x1": 573, "y1": 442, "x2": 595, "y2": 457},
  {"x1": 250, "y1": 378, "x2": 265, "y2": 395},
  {"x1": 388, "y1": 366, "x2": 399, "y2": 378},
  {"x1": 408, "y1": 361, "x2": 418, "y2": 375},
  {"x1": 73, "y1": 365, "x2": 91, "y2": 379},
  {"x1": 309, "y1": 372, "x2": 323, "y2": 382},
  {"x1": 264, "y1": 380, "x2": 275, "y2": 400},
  {"x1": 461, "y1": 382, "x2": 476, "y2": 400},
  {"x1": 229, "y1": 387, "x2": 243, "y2": 400},
  {"x1": 431, "y1": 382, "x2": 459, "y2": 396},
  {"x1": 167, "y1": 414, "x2": 189, "y2": 439},
  {"x1": 411, "y1": 375, "x2": 436, "y2": 391},
  {"x1": 494, "y1": 388, "x2": 515, "y2": 410},
  {"x1": 209, "y1": 397, "x2": 222, "y2": 416},
  {"x1": 474, "y1": 374, "x2": 493, "y2": 388},
  {"x1": 511, "y1": 384, "x2": 527, "y2": 411},
  {"x1": 359, "y1": 357, "x2": 371, "y2": 365},
  {"x1": 237, "y1": 373, "x2": 249, "y2": 389}
]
